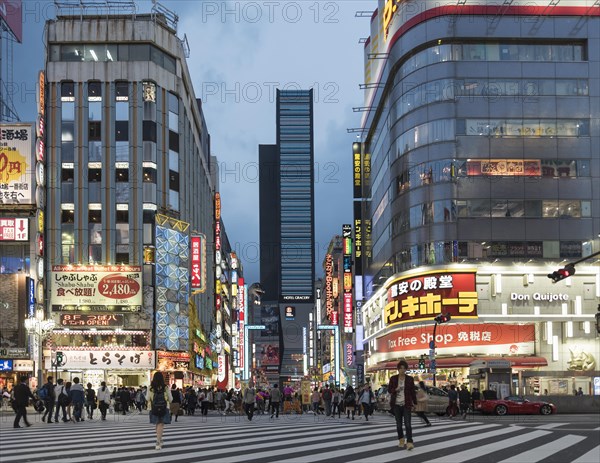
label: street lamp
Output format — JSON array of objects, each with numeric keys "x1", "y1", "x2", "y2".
[
  {"x1": 24, "y1": 308, "x2": 55, "y2": 387},
  {"x1": 430, "y1": 313, "x2": 451, "y2": 388}
]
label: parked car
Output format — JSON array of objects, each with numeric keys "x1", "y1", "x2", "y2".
[
  {"x1": 474, "y1": 395, "x2": 557, "y2": 416},
  {"x1": 376, "y1": 385, "x2": 449, "y2": 415}
]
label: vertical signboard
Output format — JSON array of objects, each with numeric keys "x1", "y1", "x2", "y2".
[
  {"x1": 352, "y1": 142, "x2": 362, "y2": 199},
  {"x1": 190, "y1": 234, "x2": 206, "y2": 291},
  {"x1": 342, "y1": 224, "x2": 353, "y2": 334}
]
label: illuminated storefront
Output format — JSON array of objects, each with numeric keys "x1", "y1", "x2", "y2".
[{"x1": 362, "y1": 265, "x2": 599, "y2": 395}]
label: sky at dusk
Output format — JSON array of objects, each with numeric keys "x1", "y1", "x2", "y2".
[{"x1": 11, "y1": 0, "x2": 374, "y2": 284}]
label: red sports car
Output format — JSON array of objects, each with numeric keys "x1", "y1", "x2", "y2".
[{"x1": 475, "y1": 396, "x2": 557, "y2": 416}]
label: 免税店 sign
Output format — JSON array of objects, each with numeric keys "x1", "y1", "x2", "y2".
[
  {"x1": 376, "y1": 323, "x2": 535, "y2": 356},
  {"x1": 385, "y1": 270, "x2": 477, "y2": 326}
]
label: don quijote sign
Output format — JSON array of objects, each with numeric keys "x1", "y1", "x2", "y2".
[
  {"x1": 385, "y1": 269, "x2": 478, "y2": 326},
  {"x1": 50, "y1": 265, "x2": 142, "y2": 308}
]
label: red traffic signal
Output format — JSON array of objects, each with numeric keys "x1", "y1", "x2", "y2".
[
  {"x1": 434, "y1": 313, "x2": 451, "y2": 324},
  {"x1": 547, "y1": 264, "x2": 575, "y2": 283}
]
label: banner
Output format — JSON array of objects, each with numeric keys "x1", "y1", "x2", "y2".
[
  {"x1": 50, "y1": 265, "x2": 142, "y2": 308},
  {"x1": 46, "y1": 350, "x2": 155, "y2": 370},
  {"x1": 0, "y1": 124, "x2": 33, "y2": 204},
  {"x1": 376, "y1": 323, "x2": 535, "y2": 356}
]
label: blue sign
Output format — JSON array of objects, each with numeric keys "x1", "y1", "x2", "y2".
[
  {"x1": 195, "y1": 355, "x2": 204, "y2": 370},
  {"x1": 27, "y1": 277, "x2": 35, "y2": 318},
  {"x1": 0, "y1": 359, "x2": 13, "y2": 371}
]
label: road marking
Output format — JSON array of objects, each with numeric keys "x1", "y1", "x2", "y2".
[
  {"x1": 424, "y1": 430, "x2": 551, "y2": 463},
  {"x1": 349, "y1": 424, "x2": 518, "y2": 462},
  {"x1": 498, "y1": 434, "x2": 586, "y2": 462},
  {"x1": 571, "y1": 445, "x2": 600, "y2": 463},
  {"x1": 534, "y1": 422, "x2": 570, "y2": 429}
]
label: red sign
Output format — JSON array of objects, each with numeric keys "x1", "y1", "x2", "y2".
[
  {"x1": 98, "y1": 274, "x2": 140, "y2": 299},
  {"x1": 331, "y1": 310, "x2": 338, "y2": 325},
  {"x1": 343, "y1": 292, "x2": 353, "y2": 333},
  {"x1": 191, "y1": 235, "x2": 203, "y2": 289},
  {"x1": 385, "y1": 270, "x2": 477, "y2": 326},
  {"x1": 60, "y1": 313, "x2": 123, "y2": 327},
  {"x1": 0, "y1": 1, "x2": 22, "y2": 43},
  {"x1": 376, "y1": 323, "x2": 535, "y2": 356},
  {"x1": 0, "y1": 217, "x2": 28, "y2": 241}
]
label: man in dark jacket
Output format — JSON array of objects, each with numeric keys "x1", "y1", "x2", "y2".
[
  {"x1": 388, "y1": 359, "x2": 417, "y2": 450},
  {"x1": 118, "y1": 386, "x2": 130, "y2": 415},
  {"x1": 69, "y1": 377, "x2": 85, "y2": 422},
  {"x1": 459, "y1": 384, "x2": 471, "y2": 419},
  {"x1": 41, "y1": 376, "x2": 56, "y2": 423},
  {"x1": 13, "y1": 376, "x2": 35, "y2": 428}
]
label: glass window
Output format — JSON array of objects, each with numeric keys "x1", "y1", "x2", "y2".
[
  {"x1": 169, "y1": 150, "x2": 179, "y2": 172},
  {"x1": 143, "y1": 141, "x2": 156, "y2": 162},
  {"x1": 104, "y1": 44, "x2": 117, "y2": 61},
  {"x1": 116, "y1": 168, "x2": 129, "y2": 182},
  {"x1": 116, "y1": 141, "x2": 129, "y2": 162},
  {"x1": 116, "y1": 101, "x2": 128, "y2": 120},
  {"x1": 143, "y1": 121, "x2": 157, "y2": 142},
  {"x1": 144, "y1": 100, "x2": 156, "y2": 120},
  {"x1": 89, "y1": 121, "x2": 101, "y2": 141},
  {"x1": 558, "y1": 200, "x2": 580, "y2": 218},
  {"x1": 150, "y1": 46, "x2": 163, "y2": 67},
  {"x1": 115, "y1": 82, "x2": 129, "y2": 100},
  {"x1": 129, "y1": 44, "x2": 150, "y2": 61},
  {"x1": 524, "y1": 200, "x2": 541, "y2": 217},
  {"x1": 115, "y1": 121, "x2": 128, "y2": 141},
  {"x1": 61, "y1": 168, "x2": 74, "y2": 182},
  {"x1": 581, "y1": 201, "x2": 591, "y2": 217},
  {"x1": 88, "y1": 81, "x2": 102, "y2": 99},
  {"x1": 61, "y1": 82, "x2": 75, "y2": 99},
  {"x1": 88, "y1": 101, "x2": 102, "y2": 121},
  {"x1": 169, "y1": 190, "x2": 179, "y2": 211},
  {"x1": 116, "y1": 223, "x2": 130, "y2": 245},
  {"x1": 60, "y1": 45, "x2": 83, "y2": 62},
  {"x1": 542, "y1": 200, "x2": 559, "y2": 218},
  {"x1": 117, "y1": 44, "x2": 129, "y2": 61},
  {"x1": 164, "y1": 53, "x2": 176, "y2": 73},
  {"x1": 169, "y1": 112, "x2": 178, "y2": 132},
  {"x1": 89, "y1": 141, "x2": 102, "y2": 162},
  {"x1": 143, "y1": 167, "x2": 157, "y2": 183},
  {"x1": 62, "y1": 102, "x2": 74, "y2": 121},
  {"x1": 468, "y1": 199, "x2": 491, "y2": 217},
  {"x1": 169, "y1": 131, "x2": 179, "y2": 152},
  {"x1": 168, "y1": 93, "x2": 179, "y2": 114},
  {"x1": 88, "y1": 168, "x2": 101, "y2": 182},
  {"x1": 116, "y1": 183, "x2": 129, "y2": 203},
  {"x1": 169, "y1": 170, "x2": 179, "y2": 191},
  {"x1": 61, "y1": 209, "x2": 75, "y2": 223},
  {"x1": 61, "y1": 141, "x2": 74, "y2": 162},
  {"x1": 116, "y1": 210, "x2": 128, "y2": 223}
]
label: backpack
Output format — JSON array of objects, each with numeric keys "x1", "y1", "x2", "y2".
[
  {"x1": 58, "y1": 387, "x2": 70, "y2": 406},
  {"x1": 38, "y1": 385, "x2": 49, "y2": 400},
  {"x1": 151, "y1": 389, "x2": 167, "y2": 417}
]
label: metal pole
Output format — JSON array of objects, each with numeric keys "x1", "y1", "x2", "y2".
[
  {"x1": 432, "y1": 322, "x2": 438, "y2": 387},
  {"x1": 37, "y1": 332, "x2": 43, "y2": 387}
]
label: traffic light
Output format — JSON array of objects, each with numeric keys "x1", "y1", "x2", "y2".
[
  {"x1": 418, "y1": 355, "x2": 426, "y2": 369},
  {"x1": 547, "y1": 264, "x2": 575, "y2": 283},
  {"x1": 56, "y1": 351, "x2": 64, "y2": 367},
  {"x1": 434, "y1": 313, "x2": 451, "y2": 324}
]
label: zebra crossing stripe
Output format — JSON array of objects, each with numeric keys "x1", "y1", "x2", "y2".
[
  {"x1": 498, "y1": 434, "x2": 587, "y2": 463},
  {"x1": 288, "y1": 422, "x2": 496, "y2": 463},
  {"x1": 571, "y1": 445, "x2": 600, "y2": 463},
  {"x1": 425, "y1": 430, "x2": 551, "y2": 463},
  {"x1": 534, "y1": 422, "x2": 570, "y2": 429},
  {"x1": 368, "y1": 424, "x2": 524, "y2": 462}
]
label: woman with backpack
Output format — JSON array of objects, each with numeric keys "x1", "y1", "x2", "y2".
[
  {"x1": 85, "y1": 383, "x2": 96, "y2": 420},
  {"x1": 344, "y1": 385, "x2": 357, "y2": 420},
  {"x1": 147, "y1": 372, "x2": 173, "y2": 451}
]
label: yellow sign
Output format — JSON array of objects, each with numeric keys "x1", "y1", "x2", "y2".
[
  {"x1": 300, "y1": 380, "x2": 312, "y2": 404},
  {"x1": 215, "y1": 193, "x2": 221, "y2": 220},
  {"x1": 382, "y1": 0, "x2": 402, "y2": 39},
  {"x1": 38, "y1": 71, "x2": 45, "y2": 116}
]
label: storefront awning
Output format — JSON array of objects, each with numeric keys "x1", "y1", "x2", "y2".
[{"x1": 367, "y1": 356, "x2": 548, "y2": 372}]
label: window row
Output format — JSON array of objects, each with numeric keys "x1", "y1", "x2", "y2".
[
  {"x1": 395, "y1": 158, "x2": 591, "y2": 194},
  {"x1": 386, "y1": 239, "x2": 590, "y2": 274},
  {"x1": 394, "y1": 198, "x2": 592, "y2": 232},
  {"x1": 459, "y1": 119, "x2": 589, "y2": 137},
  {"x1": 50, "y1": 43, "x2": 177, "y2": 73}
]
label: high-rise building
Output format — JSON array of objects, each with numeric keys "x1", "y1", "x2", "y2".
[
  {"x1": 43, "y1": 9, "x2": 216, "y2": 386},
  {"x1": 355, "y1": 1, "x2": 599, "y2": 395},
  {"x1": 259, "y1": 89, "x2": 315, "y2": 385}
]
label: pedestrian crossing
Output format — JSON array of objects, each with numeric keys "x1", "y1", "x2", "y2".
[{"x1": 0, "y1": 412, "x2": 597, "y2": 462}]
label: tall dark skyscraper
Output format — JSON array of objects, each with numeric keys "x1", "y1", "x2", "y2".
[{"x1": 259, "y1": 89, "x2": 315, "y2": 384}]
